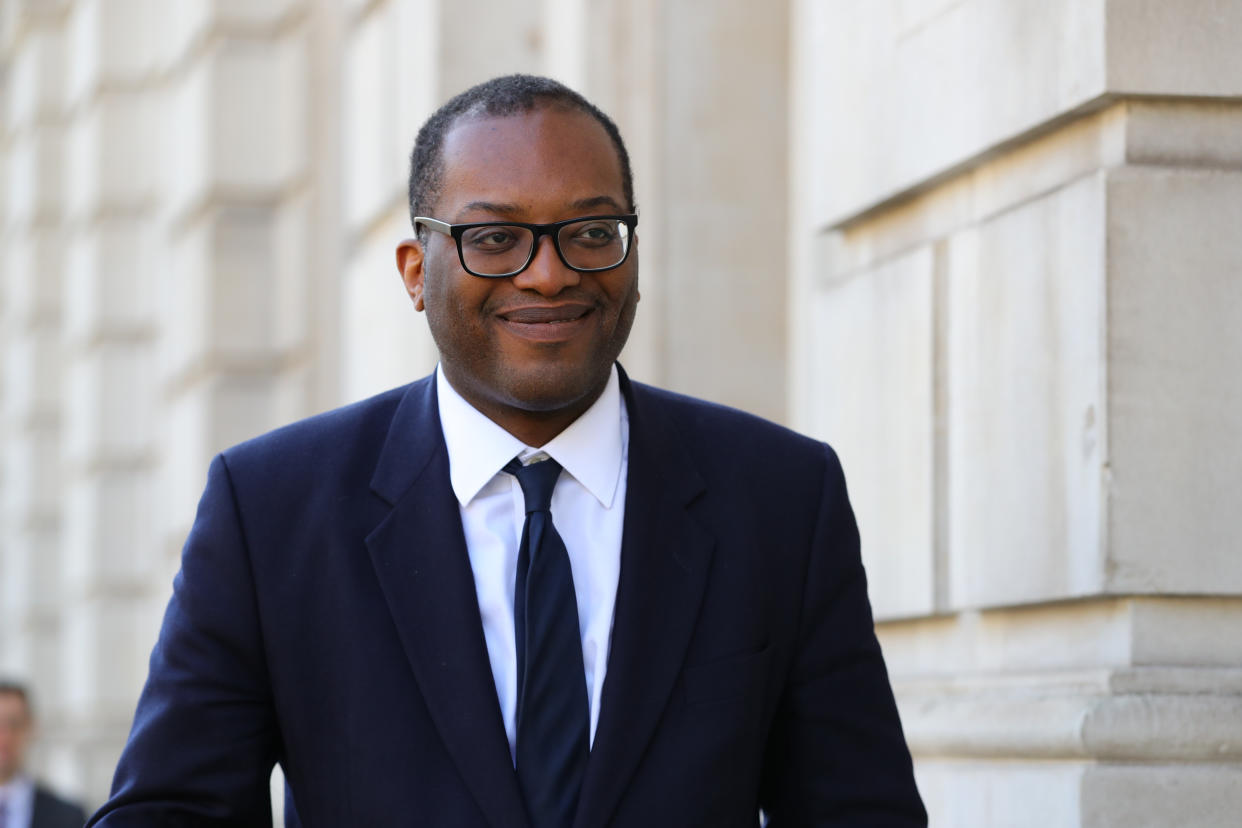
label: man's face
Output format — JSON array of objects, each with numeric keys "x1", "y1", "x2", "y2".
[
  {"x1": 398, "y1": 106, "x2": 639, "y2": 436},
  {"x1": 0, "y1": 692, "x2": 31, "y2": 783}
]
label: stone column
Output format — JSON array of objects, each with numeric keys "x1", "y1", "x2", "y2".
[
  {"x1": 157, "y1": 0, "x2": 317, "y2": 536},
  {"x1": 0, "y1": 0, "x2": 74, "y2": 794},
  {"x1": 57, "y1": 0, "x2": 163, "y2": 800},
  {"x1": 28, "y1": 0, "x2": 321, "y2": 808},
  {"x1": 790, "y1": 1, "x2": 1242, "y2": 825}
]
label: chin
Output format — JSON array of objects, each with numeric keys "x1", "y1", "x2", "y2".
[{"x1": 499, "y1": 361, "x2": 611, "y2": 413}]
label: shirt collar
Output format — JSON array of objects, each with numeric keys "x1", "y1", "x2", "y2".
[{"x1": 436, "y1": 364, "x2": 626, "y2": 509}]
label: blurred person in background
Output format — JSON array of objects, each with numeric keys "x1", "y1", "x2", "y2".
[{"x1": 0, "y1": 682, "x2": 87, "y2": 828}]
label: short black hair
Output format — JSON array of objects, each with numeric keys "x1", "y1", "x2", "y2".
[
  {"x1": 407, "y1": 74, "x2": 635, "y2": 232},
  {"x1": 0, "y1": 679, "x2": 32, "y2": 719}
]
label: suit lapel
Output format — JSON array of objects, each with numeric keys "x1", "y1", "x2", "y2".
[
  {"x1": 365, "y1": 377, "x2": 529, "y2": 828},
  {"x1": 573, "y1": 373, "x2": 714, "y2": 828}
]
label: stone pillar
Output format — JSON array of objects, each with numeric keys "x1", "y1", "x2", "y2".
[
  {"x1": 0, "y1": 0, "x2": 329, "y2": 808},
  {"x1": 790, "y1": 1, "x2": 1242, "y2": 825},
  {"x1": 57, "y1": 0, "x2": 162, "y2": 800},
  {"x1": 158, "y1": 4, "x2": 321, "y2": 813},
  {"x1": 156, "y1": 0, "x2": 318, "y2": 566},
  {"x1": 0, "y1": 0, "x2": 74, "y2": 794}
]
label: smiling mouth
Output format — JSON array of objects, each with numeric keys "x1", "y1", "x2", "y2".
[
  {"x1": 496, "y1": 303, "x2": 596, "y2": 342},
  {"x1": 498, "y1": 304, "x2": 594, "y2": 324}
]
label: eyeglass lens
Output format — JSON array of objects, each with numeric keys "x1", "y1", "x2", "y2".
[{"x1": 459, "y1": 218, "x2": 631, "y2": 276}]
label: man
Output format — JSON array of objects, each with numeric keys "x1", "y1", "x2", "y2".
[
  {"x1": 90, "y1": 75, "x2": 925, "y2": 826},
  {"x1": 0, "y1": 682, "x2": 87, "y2": 828}
]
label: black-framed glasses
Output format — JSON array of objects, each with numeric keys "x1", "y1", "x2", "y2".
[{"x1": 413, "y1": 214, "x2": 637, "y2": 278}]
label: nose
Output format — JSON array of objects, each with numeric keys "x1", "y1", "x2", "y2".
[{"x1": 510, "y1": 234, "x2": 580, "y2": 296}]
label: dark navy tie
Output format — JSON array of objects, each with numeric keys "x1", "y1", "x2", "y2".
[{"x1": 505, "y1": 456, "x2": 589, "y2": 828}]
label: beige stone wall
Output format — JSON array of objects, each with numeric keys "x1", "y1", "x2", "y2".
[
  {"x1": 1, "y1": 0, "x2": 1238, "y2": 824},
  {"x1": 791, "y1": 1, "x2": 1242, "y2": 824},
  {"x1": 1, "y1": 0, "x2": 333, "y2": 803}
]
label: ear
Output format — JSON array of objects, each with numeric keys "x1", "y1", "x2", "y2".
[{"x1": 395, "y1": 238, "x2": 426, "y2": 312}]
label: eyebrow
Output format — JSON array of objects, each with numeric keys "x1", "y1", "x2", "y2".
[
  {"x1": 454, "y1": 195, "x2": 626, "y2": 221},
  {"x1": 456, "y1": 201, "x2": 524, "y2": 219},
  {"x1": 569, "y1": 195, "x2": 625, "y2": 212}
]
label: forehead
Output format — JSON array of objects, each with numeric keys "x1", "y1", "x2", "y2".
[{"x1": 436, "y1": 106, "x2": 626, "y2": 219}]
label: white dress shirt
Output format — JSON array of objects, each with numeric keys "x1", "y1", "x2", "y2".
[
  {"x1": 436, "y1": 364, "x2": 629, "y2": 757},
  {"x1": 0, "y1": 773, "x2": 35, "y2": 828}
]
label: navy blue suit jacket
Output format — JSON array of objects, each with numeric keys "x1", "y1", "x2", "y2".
[
  {"x1": 32, "y1": 785, "x2": 87, "y2": 828},
  {"x1": 90, "y1": 369, "x2": 925, "y2": 826}
]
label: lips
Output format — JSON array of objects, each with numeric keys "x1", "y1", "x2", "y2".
[
  {"x1": 495, "y1": 303, "x2": 597, "y2": 343},
  {"x1": 498, "y1": 303, "x2": 594, "y2": 324}
]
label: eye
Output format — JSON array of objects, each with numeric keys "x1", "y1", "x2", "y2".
[
  {"x1": 463, "y1": 226, "x2": 521, "y2": 251},
  {"x1": 567, "y1": 221, "x2": 618, "y2": 246}
]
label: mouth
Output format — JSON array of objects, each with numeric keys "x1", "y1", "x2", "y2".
[{"x1": 496, "y1": 303, "x2": 596, "y2": 342}]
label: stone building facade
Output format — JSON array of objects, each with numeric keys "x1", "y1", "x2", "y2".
[{"x1": 0, "y1": 0, "x2": 1238, "y2": 824}]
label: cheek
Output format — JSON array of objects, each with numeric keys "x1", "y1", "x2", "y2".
[
  {"x1": 604, "y1": 270, "x2": 640, "y2": 318},
  {"x1": 422, "y1": 264, "x2": 500, "y2": 350},
  {"x1": 423, "y1": 260, "x2": 473, "y2": 320}
]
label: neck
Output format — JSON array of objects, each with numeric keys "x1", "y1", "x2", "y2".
[
  {"x1": 441, "y1": 366, "x2": 611, "y2": 448},
  {"x1": 493, "y1": 402, "x2": 594, "y2": 448}
]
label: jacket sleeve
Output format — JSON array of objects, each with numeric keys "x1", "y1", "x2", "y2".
[
  {"x1": 759, "y1": 444, "x2": 927, "y2": 827},
  {"x1": 88, "y1": 454, "x2": 279, "y2": 827}
]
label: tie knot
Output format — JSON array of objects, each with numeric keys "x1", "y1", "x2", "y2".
[{"x1": 504, "y1": 456, "x2": 563, "y2": 513}]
